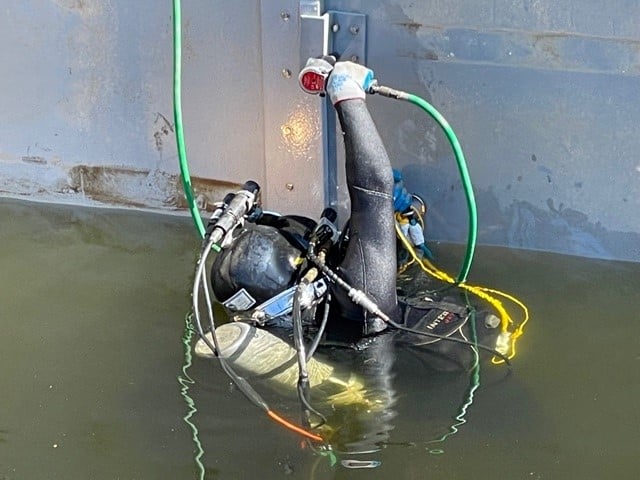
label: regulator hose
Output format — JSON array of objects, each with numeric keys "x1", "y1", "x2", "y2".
[{"x1": 371, "y1": 85, "x2": 477, "y2": 284}]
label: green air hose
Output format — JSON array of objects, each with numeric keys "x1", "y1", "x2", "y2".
[
  {"x1": 372, "y1": 86, "x2": 478, "y2": 284},
  {"x1": 173, "y1": 0, "x2": 205, "y2": 239},
  {"x1": 406, "y1": 93, "x2": 477, "y2": 284}
]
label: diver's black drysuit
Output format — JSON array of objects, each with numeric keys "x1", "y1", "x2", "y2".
[
  {"x1": 328, "y1": 98, "x2": 401, "y2": 336},
  {"x1": 324, "y1": 98, "x2": 399, "y2": 454}
]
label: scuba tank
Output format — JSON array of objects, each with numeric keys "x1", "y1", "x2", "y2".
[
  {"x1": 194, "y1": 322, "x2": 372, "y2": 407},
  {"x1": 195, "y1": 322, "x2": 333, "y2": 388},
  {"x1": 210, "y1": 214, "x2": 315, "y2": 310}
]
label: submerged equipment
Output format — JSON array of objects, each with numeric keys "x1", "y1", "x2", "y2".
[{"x1": 195, "y1": 322, "x2": 335, "y2": 388}]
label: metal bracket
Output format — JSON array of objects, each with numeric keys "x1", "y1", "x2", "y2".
[
  {"x1": 299, "y1": 12, "x2": 329, "y2": 67},
  {"x1": 326, "y1": 11, "x2": 366, "y2": 64},
  {"x1": 300, "y1": 10, "x2": 367, "y2": 67}
]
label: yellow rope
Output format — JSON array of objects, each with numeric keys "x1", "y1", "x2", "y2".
[{"x1": 395, "y1": 223, "x2": 529, "y2": 364}]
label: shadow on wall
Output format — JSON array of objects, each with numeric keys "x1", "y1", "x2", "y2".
[{"x1": 401, "y1": 163, "x2": 640, "y2": 262}]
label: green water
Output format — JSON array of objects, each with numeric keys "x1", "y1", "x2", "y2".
[{"x1": 1, "y1": 198, "x2": 638, "y2": 479}]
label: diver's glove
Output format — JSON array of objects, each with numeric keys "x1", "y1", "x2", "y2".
[
  {"x1": 417, "y1": 242, "x2": 434, "y2": 260},
  {"x1": 326, "y1": 61, "x2": 376, "y2": 105},
  {"x1": 408, "y1": 218, "x2": 434, "y2": 260},
  {"x1": 392, "y1": 168, "x2": 413, "y2": 214}
]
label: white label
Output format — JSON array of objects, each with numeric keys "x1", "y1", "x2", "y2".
[{"x1": 222, "y1": 288, "x2": 256, "y2": 311}]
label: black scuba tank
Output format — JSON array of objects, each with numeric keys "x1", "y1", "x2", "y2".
[{"x1": 210, "y1": 215, "x2": 315, "y2": 311}]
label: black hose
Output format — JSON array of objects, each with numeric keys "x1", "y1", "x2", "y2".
[
  {"x1": 292, "y1": 283, "x2": 327, "y2": 429},
  {"x1": 292, "y1": 284, "x2": 310, "y2": 381},
  {"x1": 192, "y1": 236, "x2": 272, "y2": 411},
  {"x1": 306, "y1": 293, "x2": 331, "y2": 362},
  {"x1": 297, "y1": 381, "x2": 327, "y2": 429},
  {"x1": 306, "y1": 243, "x2": 511, "y2": 365}
]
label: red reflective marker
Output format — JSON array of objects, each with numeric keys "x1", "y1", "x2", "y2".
[{"x1": 298, "y1": 70, "x2": 327, "y2": 94}]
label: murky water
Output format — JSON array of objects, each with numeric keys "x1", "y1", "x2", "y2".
[{"x1": 1, "y1": 198, "x2": 638, "y2": 479}]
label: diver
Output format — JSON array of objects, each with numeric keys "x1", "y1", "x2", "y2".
[
  {"x1": 190, "y1": 59, "x2": 520, "y2": 458},
  {"x1": 206, "y1": 59, "x2": 502, "y2": 365}
]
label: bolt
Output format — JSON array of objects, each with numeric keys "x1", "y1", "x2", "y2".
[
  {"x1": 332, "y1": 23, "x2": 340, "y2": 33},
  {"x1": 285, "y1": 183, "x2": 294, "y2": 191},
  {"x1": 350, "y1": 55, "x2": 359, "y2": 63},
  {"x1": 280, "y1": 11, "x2": 290, "y2": 21},
  {"x1": 281, "y1": 68, "x2": 292, "y2": 79},
  {"x1": 349, "y1": 24, "x2": 360, "y2": 35}
]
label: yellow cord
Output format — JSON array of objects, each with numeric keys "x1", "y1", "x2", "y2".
[
  {"x1": 395, "y1": 223, "x2": 529, "y2": 364},
  {"x1": 397, "y1": 256, "x2": 415, "y2": 275}
]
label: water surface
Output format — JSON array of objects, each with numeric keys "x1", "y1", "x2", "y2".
[{"x1": 1, "y1": 198, "x2": 638, "y2": 479}]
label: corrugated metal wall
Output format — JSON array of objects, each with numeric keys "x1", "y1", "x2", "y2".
[{"x1": 1, "y1": 0, "x2": 638, "y2": 261}]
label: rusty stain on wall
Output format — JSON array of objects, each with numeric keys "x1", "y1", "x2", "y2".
[
  {"x1": 67, "y1": 165, "x2": 240, "y2": 210},
  {"x1": 21, "y1": 156, "x2": 47, "y2": 164},
  {"x1": 395, "y1": 21, "x2": 424, "y2": 33}
]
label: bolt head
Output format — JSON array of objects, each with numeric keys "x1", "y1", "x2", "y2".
[{"x1": 285, "y1": 183, "x2": 294, "y2": 191}]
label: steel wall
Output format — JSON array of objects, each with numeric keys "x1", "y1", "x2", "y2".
[
  {"x1": 326, "y1": 0, "x2": 640, "y2": 261},
  {"x1": 0, "y1": 0, "x2": 268, "y2": 209},
  {"x1": 1, "y1": 0, "x2": 638, "y2": 261}
]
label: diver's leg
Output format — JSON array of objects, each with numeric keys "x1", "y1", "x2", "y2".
[{"x1": 332, "y1": 99, "x2": 401, "y2": 334}]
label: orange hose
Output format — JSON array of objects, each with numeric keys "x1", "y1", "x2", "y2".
[{"x1": 267, "y1": 410, "x2": 324, "y2": 442}]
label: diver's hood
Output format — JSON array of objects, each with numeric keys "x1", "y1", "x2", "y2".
[{"x1": 211, "y1": 223, "x2": 306, "y2": 310}]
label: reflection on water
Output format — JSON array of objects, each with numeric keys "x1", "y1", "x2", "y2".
[
  {"x1": 1, "y1": 198, "x2": 639, "y2": 479},
  {"x1": 316, "y1": 334, "x2": 398, "y2": 458}
]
